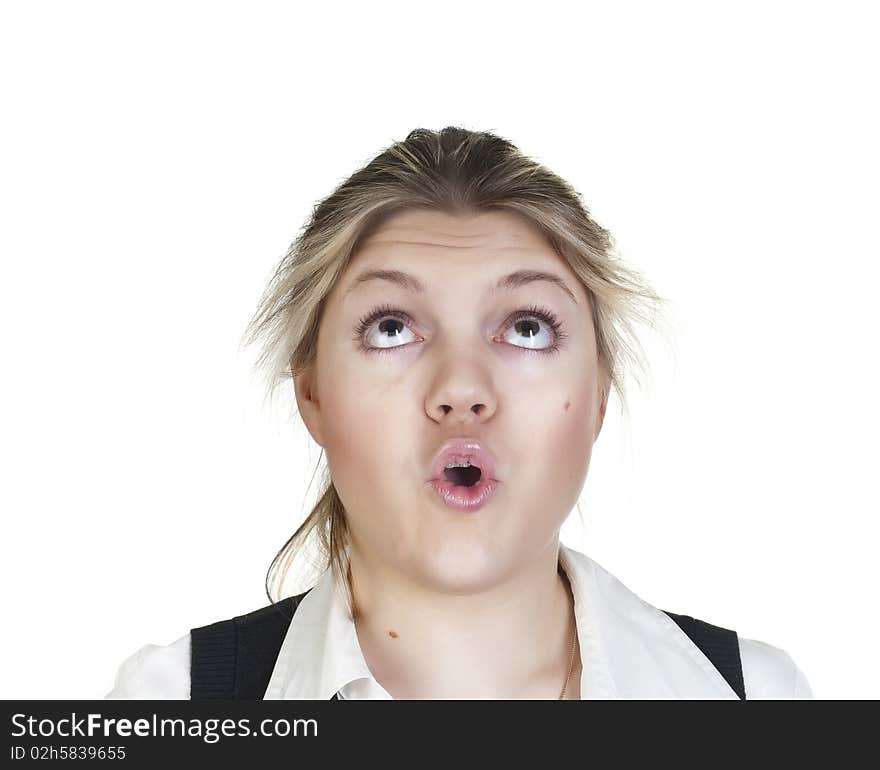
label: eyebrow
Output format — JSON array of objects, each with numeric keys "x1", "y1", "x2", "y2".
[{"x1": 343, "y1": 268, "x2": 579, "y2": 304}]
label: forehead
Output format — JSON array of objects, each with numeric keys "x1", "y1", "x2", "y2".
[
  {"x1": 337, "y1": 208, "x2": 583, "y2": 303},
  {"x1": 355, "y1": 208, "x2": 555, "y2": 257}
]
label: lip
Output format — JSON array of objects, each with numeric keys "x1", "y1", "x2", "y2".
[
  {"x1": 427, "y1": 438, "x2": 500, "y2": 513},
  {"x1": 428, "y1": 438, "x2": 499, "y2": 483},
  {"x1": 429, "y1": 475, "x2": 498, "y2": 512}
]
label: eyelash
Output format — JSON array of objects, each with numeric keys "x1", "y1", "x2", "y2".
[{"x1": 352, "y1": 303, "x2": 568, "y2": 356}]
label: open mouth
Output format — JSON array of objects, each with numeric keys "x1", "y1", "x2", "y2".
[
  {"x1": 443, "y1": 461, "x2": 482, "y2": 488},
  {"x1": 432, "y1": 461, "x2": 497, "y2": 512},
  {"x1": 428, "y1": 438, "x2": 499, "y2": 512}
]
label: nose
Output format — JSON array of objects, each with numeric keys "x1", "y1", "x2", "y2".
[
  {"x1": 426, "y1": 359, "x2": 497, "y2": 426},
  {"x1": 438, "y1": 402, "x2": 487, "y2": 417}
]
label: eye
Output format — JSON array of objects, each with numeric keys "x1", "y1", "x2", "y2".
[
  {"x1": 353, "y1": 304, "x2": 419, "y2": 352},
  {"x1": 353, "y1": 303, "x2": 567, "y2": 355},
  {"x1": 500, "y1": 305, "x2": 567, "y2": 353}
]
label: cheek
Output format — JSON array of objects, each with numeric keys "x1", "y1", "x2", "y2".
[
  {"x1": 513, "y1": 392, "x2": 598, "y2": 522},
  {"x1": 553, "y1": 397, "x2": 597, "y2": 480},
  {"x1": 322, "y1": 394, "x2": 386, "y2": 480},
  {"x1": 316, "y1": 358, "x2": 410, "y2": 501}
]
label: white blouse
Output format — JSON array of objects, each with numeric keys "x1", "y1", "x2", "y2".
[{"x1": 105, "y1": 543, "x2": 814, "y2": 699}]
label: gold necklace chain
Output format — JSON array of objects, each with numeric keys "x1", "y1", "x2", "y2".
[
  {"x1": 558, "y1": 610, "x2": 577, "y2": 700},
  {"x1": 558, "y1": 567, "x2": 578, "y2": 700}
]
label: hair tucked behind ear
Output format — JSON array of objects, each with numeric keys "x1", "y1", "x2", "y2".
[{"x1": 239, "y1": 126, "x2": 668, "y2": 620}]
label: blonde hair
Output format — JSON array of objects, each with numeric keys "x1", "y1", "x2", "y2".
[{"x1": 239, "y1": 126, "x2": 667, "y2": 618}]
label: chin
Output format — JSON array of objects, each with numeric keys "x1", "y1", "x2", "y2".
[{"x1": 411, "y1": 541, "x2": 512, "y2": 593}]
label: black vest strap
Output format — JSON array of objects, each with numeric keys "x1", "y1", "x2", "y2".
[
  {"x1": 190, "y1": 595, "x2": 745, "y2": 699},
  {"x1": 662, "y1": 610, "x2": 746, "y2": 700},
  {"x1": 189, "y1": 589, "x2": 341, "y2": 699}
]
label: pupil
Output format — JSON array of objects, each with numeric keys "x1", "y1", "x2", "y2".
[
  {"x1": 516, "y1": 320, "x2": 538, "y2": 338},
  {"x1": 379, "y1": 319, "x2": 402, "y2": 337}
]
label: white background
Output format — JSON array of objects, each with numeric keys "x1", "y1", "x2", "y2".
[{"x1": 1, "y1": 0, "x2": 876, "y2": 699}]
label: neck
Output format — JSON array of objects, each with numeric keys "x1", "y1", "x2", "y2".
[{"x1": 347, "y1": 540, "x2": 579, "y2": 699}]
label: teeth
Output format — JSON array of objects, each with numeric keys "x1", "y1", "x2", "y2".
[{"x1": 445, "y1": 461, "x2": 473, "y2": 468}]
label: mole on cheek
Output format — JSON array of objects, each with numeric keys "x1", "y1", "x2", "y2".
[
  {"x1": 564, "y1": 400, "x2": 571, "y2": 411},
  {"x1": 388, "y1": 630, "x2": 399, "y2": 638}
]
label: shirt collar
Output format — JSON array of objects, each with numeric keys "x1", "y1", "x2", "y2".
[
  {"x1": 560, "y1": 544, "x2": 740, "y2": 698},
  {"x1": 264, "y1": 542, "x2": 740, "y2": 699},
  {"x1": 263, "y1": 554, "x2": 382, "y2": 700}
]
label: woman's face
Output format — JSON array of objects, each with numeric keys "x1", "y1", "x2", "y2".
[{"x1": 295, "y1": 208, "x2": 610, "y2": 592}]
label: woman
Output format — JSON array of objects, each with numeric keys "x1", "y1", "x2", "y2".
[{"x1": 106, "y1": 126, "x2": 813, "y2": 699}]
